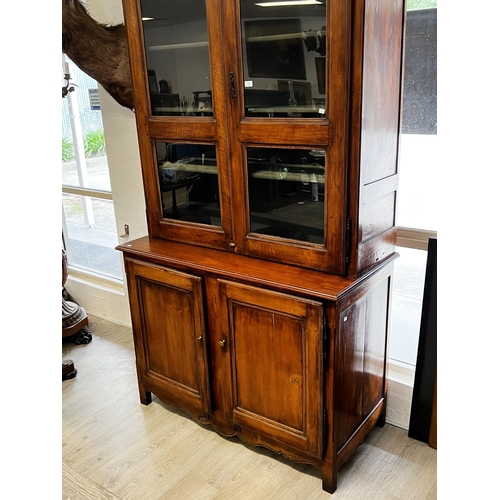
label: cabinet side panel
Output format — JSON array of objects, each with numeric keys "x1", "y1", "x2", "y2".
[
  {"x1": 353, "y1": 0, "x2": 404, "y2": 275},
  {"x1": 362, "y1": 278, "x2": 390, "y2": 417},
  {"x1": 361, "y1": 191, "x2": 396, "y2": 243},
  {"x1": 335, "y1": 298, "x2": 366, "y2": 449},
  {"x1": 359, "y1": 0, "x2": 404, "y2": 184}
]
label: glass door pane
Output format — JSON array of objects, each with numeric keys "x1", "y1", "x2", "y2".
[
  {"x1": 155, "y1": 142, "x2": 221, "y2": 226},
  {"x1": 247, "y1": 147, "x2": 325, "y2": 244},
  {"x1": 240, "y1": 0, "x2": 327, "y2": 118},
  {"x1": 140, "y1": 0, "x2": 213, "y2": 116}
]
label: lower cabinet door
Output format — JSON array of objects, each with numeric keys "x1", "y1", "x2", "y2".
[
  {"x1": 126, "y1": 260, "x2": 211, "y2": 420},
  {"x1": 216, "y1": 279, "x2": 324, "y2": 458}
]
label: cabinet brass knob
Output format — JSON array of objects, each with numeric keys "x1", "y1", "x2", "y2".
[
  {"x1": 218, "y1": 339, "x2": 226, "y2": 347},
  {"x1": 196, "y1": 336, "x2": 203, "y2": 342}
]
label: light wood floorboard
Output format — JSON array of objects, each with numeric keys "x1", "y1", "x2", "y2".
[{"x1": 63, "y1": 315, "x2": 436, "y2": 500}]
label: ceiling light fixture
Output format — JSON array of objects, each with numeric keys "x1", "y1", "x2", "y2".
[{"x1": 255, "y1": 1, "x2": 322, "y2": 7}]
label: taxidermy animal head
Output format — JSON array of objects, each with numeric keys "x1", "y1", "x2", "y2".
[{"x1": 62, "y1": 0, "x2": 134, "y2": 110}]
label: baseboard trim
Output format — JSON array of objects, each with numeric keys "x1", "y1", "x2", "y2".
[
  {"x1": 65, "y1": 270, "x2": 131, "y2": 328},
  {"x1": 386, "y1": 360, "x2": 415, "y2": 431}
]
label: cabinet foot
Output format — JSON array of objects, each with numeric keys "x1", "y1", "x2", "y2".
[
  {"x1": 139, "y1": 386, "x2": 152, "y2": 405},
  {"x1": 321, "y1": 466, "x2": 337, "y2": 494},
  {"x1": 376, "y1": 408, "x2": 387, "y2": 428}
]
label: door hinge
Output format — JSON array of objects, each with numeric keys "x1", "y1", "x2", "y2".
[
  {"x1": 229, "y1": 71, "x2": 236, "y2": 99},
  {"x1": 323, "y1": 314, "x2": 328, "y2": 361},
  {"x1": 323, "y1": 408, "x2": 328, "y2": 454},
  {"x1": 345, "y1": 217, "x2": 352, "y2": 264}
]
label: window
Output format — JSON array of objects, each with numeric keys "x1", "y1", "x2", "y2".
[
  {"x1": 398, "y1": 0, "x2": 437, "y2": 233},
  {"x1": 391, "y1": 0, "x2": 437, "y2": 370},
  {"x1": 391, "y1": 246, "x2": 428, "y2": 366},
  {"x1": 62, "y1": 56, "x2": 122, "y2": 280}
]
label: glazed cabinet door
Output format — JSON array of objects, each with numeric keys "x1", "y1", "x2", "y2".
[
  {"x1": 123, "y1": 0, "x2": 351, "y2": 274},
  {"x1": 125, "y1": 259, "x2": 211, "y2": 421},
  {"x1": 123, "y1": 0, "x2": 234, "y2": 250},
  {"x1": 214, "y1": 279, "x2": 324, "y2": 459},
  {"x1": 223, "y1": 0, "x2": 350, "y2": 274}
]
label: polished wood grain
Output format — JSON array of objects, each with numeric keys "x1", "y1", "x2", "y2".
[
  {"x1": 346, "y1": 0, "x2": 405, "y2": 277},
  {"x1": 359, "y1": 0, "x2": 405, "y2": 185},
  {"x1": 362, "y1": 279, "x2": 390, "y2": 418},
  {"x1": 121, "y1": 0, "x2": 404, "y2": 276},
  {"x1": 335, "y1": 299, "x2": 365, "y2": 450},
  {"x1": 116, "y1": 0, "x2": 407, "y2": 495},
  {"x1": 117, "y1": 237, "x2": 398, "y2": 302},
  {"x1": 125, "y1": 260, "x2": 211, "y2": 418},
  {"x1": 217, "y1": 280, "x2": 323, "y2": 458},
  {"x1": 118, "y1": 239, "x2": 397, "y2": 493},
  {"x1": 62, "y1": 315, "x2": 437, "y2": 500},
  {"x1": 351, "y1": 0, "x2": 405, "y2": 276}
]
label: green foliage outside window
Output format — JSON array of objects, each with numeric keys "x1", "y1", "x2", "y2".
[
  {"x1": 62, "y1": 129, "x2": 107, "y2": 162},
  {"x1": 62, "y1": 137, "x2": 74, "y2": 163},
  {"x1": 407, "y1": 0, "x2": 437, "y2": 9},
  {"x1": 83, "y1": 129, "x2": 106, "y2": 158}
]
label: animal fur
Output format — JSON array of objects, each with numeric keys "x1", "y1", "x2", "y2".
[{"x1": 62, "y1": 0, "x2": 134, "y2": 110}]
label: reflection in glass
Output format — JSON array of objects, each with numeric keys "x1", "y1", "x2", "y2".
[
  {"x1": 155, "y1": 142, "x2": 221, "y2": 226},
  {"x1": 246, "y1": 147, "x2": 325, "y2": 243},
  {"x1": 141, "y1": 0, "x2": 213, "y2": 116},
  {"x1": 240, "y1": 0, "x2": 327, "y2": 117}
]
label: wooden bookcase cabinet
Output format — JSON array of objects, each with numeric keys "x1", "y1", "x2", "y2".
[
  {"x1": 119, "y1": 238, "x2": 395, "y2": 493},
  {"x1": 118, "y1": 0, "x2": 405, "y2": 493}
]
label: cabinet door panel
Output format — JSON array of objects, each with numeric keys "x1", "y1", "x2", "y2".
[
  {"x1": 233, "y1": 305, "x2": 305, "y2": 431},
  {"x1": 218, "y1": 280, "x2": 323, "y2": 458},
  {"x1": 127, "y1": 260, "x2": 211, "y2": 418}
]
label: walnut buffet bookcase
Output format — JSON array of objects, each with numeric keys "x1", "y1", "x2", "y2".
[{"x1": 117, "y1": 0, "x2": 405, "y2": 493}]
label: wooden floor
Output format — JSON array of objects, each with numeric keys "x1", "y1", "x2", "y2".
[{"x1": 62, "y1": 315, "x2": 437, "y2": 500}]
